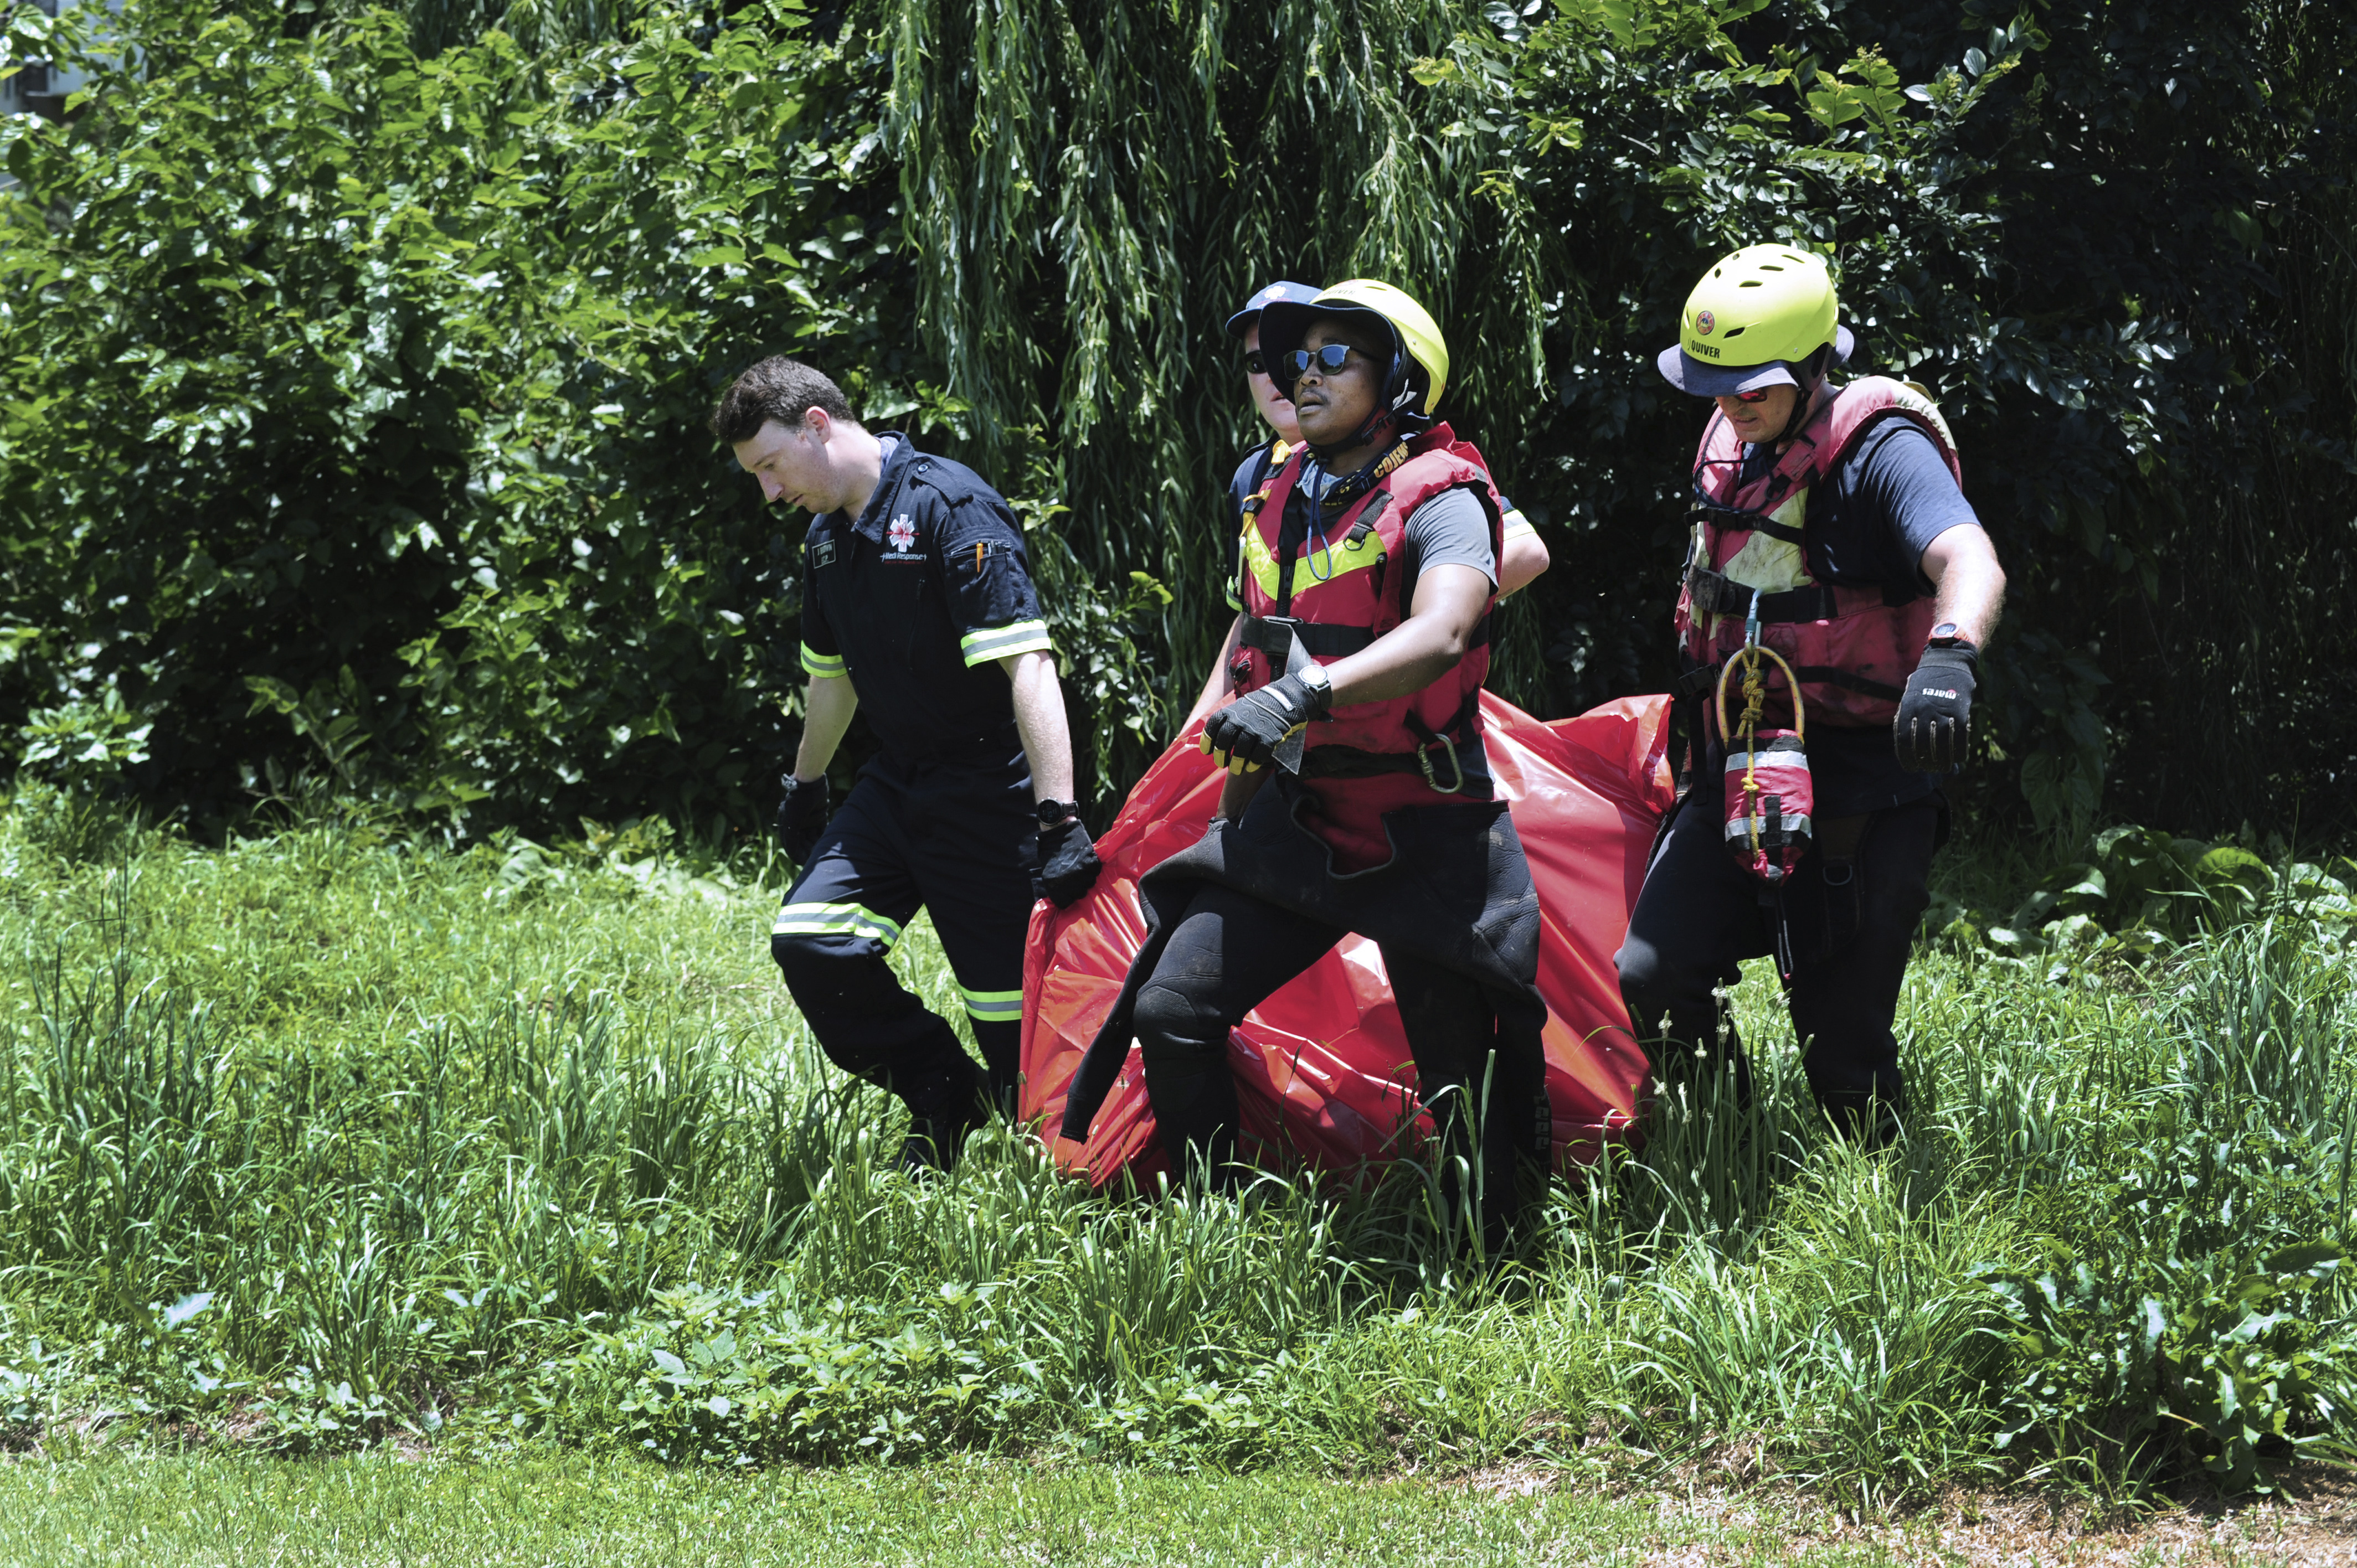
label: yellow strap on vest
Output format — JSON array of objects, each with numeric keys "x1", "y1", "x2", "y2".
[{"x1": 1236, "y1": 510, "x2": 1387, "y2": 603}]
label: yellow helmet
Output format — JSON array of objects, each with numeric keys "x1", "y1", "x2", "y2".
[
  {"x1": 1657, "y1": 244, "x2": 1855, "y2": 397},
  {"x1": 1259, "y1": 278, "x2": 1450, "y2": 426}
]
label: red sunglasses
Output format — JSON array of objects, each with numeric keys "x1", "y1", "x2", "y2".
[{"x1": 1730, "y1": 386, "x2": 1774, "y2": 404}]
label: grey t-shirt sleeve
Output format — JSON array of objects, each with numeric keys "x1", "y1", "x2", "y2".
[{"x1": 1401, "y1": 485, "x2": 1498, "y2": 588}]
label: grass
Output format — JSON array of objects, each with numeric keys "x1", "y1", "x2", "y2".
[
  {"x1": 0, "y1": 784, "x2": 2351, "y2": 1517},
  {"x1": 0, "y1": 1448, "x2": 1973, "y2": 1567}
]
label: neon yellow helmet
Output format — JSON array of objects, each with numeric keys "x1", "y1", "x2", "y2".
[
  {"x1": 1656, "y1": 244, "x2": 1855, "y2": 398},
  {"x1": 1259, "y1": 278, "x2": 1450, "y2": 434}
]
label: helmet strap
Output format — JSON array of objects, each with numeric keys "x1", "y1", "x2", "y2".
[
  {"x1": 1311, "y1": 406, "x2": 1401, "y2": 463},
  {"x1": 1766, "y1": 345, "x2": 1836, "y2": 445}
]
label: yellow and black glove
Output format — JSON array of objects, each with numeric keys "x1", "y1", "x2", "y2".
[{"x1": 1201, "y1": 672, "x2": 1327, "y2": 774}]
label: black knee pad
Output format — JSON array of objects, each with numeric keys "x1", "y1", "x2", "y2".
[{"x1": 1133, "y1": 981, "x2": 1230, "y2": 1072}]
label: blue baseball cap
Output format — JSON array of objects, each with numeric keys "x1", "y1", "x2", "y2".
[{"x1": 1224, "y1": 281, "x2": 1319, "y2": 339}]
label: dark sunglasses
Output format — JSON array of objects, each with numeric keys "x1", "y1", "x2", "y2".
[
  {"x1": 1729, "y1": 386, "x2": 1775, "y2": 404},
  {"x1": 1244, "y1": 350, "x2": 1268, "y2": 377},
  {"x1": 1283, "y1": 343, "x2": 1358, "y2": 379}
]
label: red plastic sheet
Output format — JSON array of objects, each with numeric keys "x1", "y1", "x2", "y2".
[{"x1": 1020, "y1": 693, "x2": 1677, "y2": 1186}]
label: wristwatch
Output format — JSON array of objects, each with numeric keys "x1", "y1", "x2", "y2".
[
  {"x1": 1296, "y1": 662, "x2": 1335, "y2": 713},
  {"x1": 1925, "y1": 622, "x2": 1977, "y2": 653},
  {"x1": 1035, "y1": 798, "x2": 1079, "y2": 828}
]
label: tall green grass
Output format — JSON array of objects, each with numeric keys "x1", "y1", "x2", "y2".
[{"x1": 0, "y1": 786, "x2": 2350, "y2": 1502}]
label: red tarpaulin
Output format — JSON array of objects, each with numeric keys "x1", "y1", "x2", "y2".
[{"x1": 1020, "y1": 692, "x2": 1676, "y2": 1186}]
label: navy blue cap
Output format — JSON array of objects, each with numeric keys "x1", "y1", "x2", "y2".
[
  {"x1": 1656, "y1": 326, "x2": 1856, "y2": 397},
  {"x1": 1224, "y1": 281, "x2": 1319, "y2": 339}
]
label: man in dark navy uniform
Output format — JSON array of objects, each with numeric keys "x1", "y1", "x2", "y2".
[{"x1": 713, "y1": 357, "x2": 1101, "y2": 1169}]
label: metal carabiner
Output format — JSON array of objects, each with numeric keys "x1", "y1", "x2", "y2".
[
  {"x1": 1416, "y1": 734, "x2": 1468, "y2": 795},
  {"x1": 1744, "y1": 585, "x2": 1763, "y2": 651}
]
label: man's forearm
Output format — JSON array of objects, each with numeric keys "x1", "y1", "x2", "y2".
[
  {"x1": 793, "y1": 674, "x2": 858, "y2": 781},
  {"x1": 1921, "y1": 527, "x2": 2007, "y2": 648},
  {"x1": 1001, "y1": 649, "x2": 1077, "y2": 802}
]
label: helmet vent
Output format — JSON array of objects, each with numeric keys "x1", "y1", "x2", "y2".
[
  {"x1": 1722, "y1": 326, "x2": 1747, "y2": 337},
  {"x1": 1738, "y1": 280, "x2": 1763, "y2": 288}
]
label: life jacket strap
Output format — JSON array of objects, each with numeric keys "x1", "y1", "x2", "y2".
[{"x1": 1238, "y1": 616, "x2": 1375, "y2": 661}]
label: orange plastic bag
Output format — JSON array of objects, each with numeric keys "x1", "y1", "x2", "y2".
[{"x1": 1020, "y1": 693, "x2": 1676, "y2": 1186}]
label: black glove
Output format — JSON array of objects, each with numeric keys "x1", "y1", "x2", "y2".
[
  {"x1": 774, "y1": 772, "x2": 831, "y2": 865},
  {"x1": 1200, "y1": 672, "x2": 1327, "y2": 773},
  {"x1": 1893, "y1": 640, "x2": 1978, "y2": 772},
  {"x1": 1036, "y1": 815, "x2": 1103, "y2": 909}
]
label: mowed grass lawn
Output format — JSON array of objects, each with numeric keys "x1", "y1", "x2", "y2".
[
  {"x1": 0, "y1": 788, "x2": 2352, "y2": 1565},
  {"x1": 6, "y1": 1451, "x2": 2354, "y2": 1566},
  {"x1": 0, "y1": 1451, "x2": 1797, "y2": 1567}
]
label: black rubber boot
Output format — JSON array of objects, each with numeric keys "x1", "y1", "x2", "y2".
[{"x1": 896, "y1": 1060, "x2": 989, "y2": 1174}]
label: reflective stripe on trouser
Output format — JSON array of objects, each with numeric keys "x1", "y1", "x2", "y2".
[
  {"x1": 771, "y1": 901, "x2": 905, "y2": 947},
  {"x1": 956, "y1": 983, "x2": 1024, "y2": 1025},
  {"x1": 768, "y1": 754, "x2": 1037, "y2": 1107}
]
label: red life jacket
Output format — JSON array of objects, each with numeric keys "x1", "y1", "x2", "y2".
[
  {"x1": 1229, "y1": 425, "x2": 1505, "y2": 871},
  {"x1": 1674, "y1": 378, "x2": 1963, "y2": 740},
  {"x1": 1233, "y1": 424, "x2": 1501, "y2": 764}
]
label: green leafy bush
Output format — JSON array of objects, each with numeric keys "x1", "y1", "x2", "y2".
[
  {"x1": 1984, "y1": 1244, "x2": 2346, "y2": 1492},
  {"x1": 0, "y1": 0, "x2": 921, "y2": 835},
  {"x1": 1930, "y1": 826, "x2": 2356, "y2": 962},
  {"x1": 538, "y1": 1286, "x2": 1038, "y2": 1464}
]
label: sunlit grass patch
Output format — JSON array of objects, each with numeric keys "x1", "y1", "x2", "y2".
[{"x1": 0, "y1": 795, "x2": 2351, "y2": 1506}]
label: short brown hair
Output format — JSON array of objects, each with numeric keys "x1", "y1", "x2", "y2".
[{"x1": 710, "y1": 357, "x2": 860, "y2": 444}]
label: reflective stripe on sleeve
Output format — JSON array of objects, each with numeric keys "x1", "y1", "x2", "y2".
[
  {"x1": 1502, "y1": 508, "x2": 1537, "y2": 539},
  {"x1": 956, "y1": 982, "x2": 1024, "y2": 1023},
  {"x1": 800, "y1": 643, "x2": 847, "y2": 678},
  {"x1": 958, "y1": 619, "x2": 1054, "y2": 666},
  {"x1": 771, "y1": 901, "x2": 903, "y2": 948}
]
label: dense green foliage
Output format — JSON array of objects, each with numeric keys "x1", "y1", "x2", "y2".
[
  {"x1": 0, "y1": 796, "x2": 2350, "y2": 1497},
  {"x1": 0, "y1": 0, "x2": 2348, "y2": 839}
]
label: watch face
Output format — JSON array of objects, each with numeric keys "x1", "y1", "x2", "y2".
[{"x1": 1929, "y1": 623, "x2": 1961, "y2": 642}]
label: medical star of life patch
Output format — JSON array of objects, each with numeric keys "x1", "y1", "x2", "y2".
[{"x1": 887, "y1": 514, "x2": 918, "y2": 553}]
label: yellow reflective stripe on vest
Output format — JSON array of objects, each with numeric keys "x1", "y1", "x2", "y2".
[
  {"x1": 955, "y1": 982, "x2": 1023, "y2": 1023},
  {"x1": 771, "y1": 901, "x2": 903, "y2": 948},
  {"x1": 1236, "y1": 515, "x2": 1387, "y2": 604}
]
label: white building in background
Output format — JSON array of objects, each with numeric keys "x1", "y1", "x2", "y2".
[{"x1": 2, "y1": 0, "x2": 117, "y2": 122}]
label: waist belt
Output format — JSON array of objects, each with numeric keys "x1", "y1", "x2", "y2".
[
  {"x1": 1684, "y1": 566, "x2": 1840, "y2": 624},
  {"x1": 1298, "y1": 744, "x2": 1486, "y2": 781},
  {"x1": 1239, "y1": 612, "x2": 1490, "y2": 663},
  {"x1": 1239, "y1": 616, "x2": 1374, "y2": 661}
]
